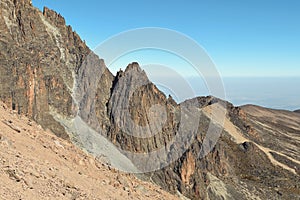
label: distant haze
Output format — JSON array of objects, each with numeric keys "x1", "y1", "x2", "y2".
[
  {"x1": 185, "y1": 77, "x2": 300, "y2": 111},
  {"x1": 221, "y1": 77, "x2": 300, "y2": 111},
  {"x1": 107, "y1": 50, "x2": 300, "y2": 111}
]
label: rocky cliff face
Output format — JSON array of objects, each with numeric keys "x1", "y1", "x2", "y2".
[
  {"x1": 146, "y1": 101, "x2": 300, "y2": 199},
  {"x1": 1, "y1": 1, "x2": 299, "y2": 199},
  {"x1": 0, "y1": 0, "x2": 91, "y2": 139}
]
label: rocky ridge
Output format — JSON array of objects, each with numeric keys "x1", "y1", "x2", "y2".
[{"x1": 0, "y1": 1, "x2": 300, "y2": 199}]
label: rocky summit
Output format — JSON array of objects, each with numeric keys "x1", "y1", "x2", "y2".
[{"x1": 0, "y1": 0, "x2": 300, "y2": 199}]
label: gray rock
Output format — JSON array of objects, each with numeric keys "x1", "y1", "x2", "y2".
[{"x1": 1, "y1": 1, "x2": 299, "y2": 199}]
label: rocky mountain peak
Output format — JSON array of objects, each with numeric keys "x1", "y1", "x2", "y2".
[
  {"x1": 167, "y1": 94, "x2": 177, "y2": 106},
  {"x1": 124, "y1": 62, "x2": 142, "y2": 72},
  {"x1": 108, "y1": 62, "x2": 152, "y2": 131},
  {"x1": 0, "y1": 0, "x2": 91, "y2": 139},
  {"x1": 124, "y1": 62, "x2": 148, "y2": 81},
  {"x1": 43, "y1": 7, "x2": 66, "y2": 27},
  {"x1": 113, "y1": 62, "x2": 148, "y2": 85},
  {"x1": 110, "y1": 62, "x2": 150, "y2": 100},
  {"x1": 1, "y1": 1, "x2": 300, "y2": 200}
]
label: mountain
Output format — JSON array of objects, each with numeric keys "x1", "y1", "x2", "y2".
[
  {"x1": 0, "y1": 0, "x2": 91, "y2": 139},
  {"x1": 0, "y1": 0, "x2": 299, "y2": 199},
  {"x1": 144, "y1": 102, "x2": 300, "y2": 199},
  {"x1": 0, "y1": 101, "x2": 179, "y2": 199},
  {"x1": 294, "y1": 109, "x2": 300, "y2": 114}
]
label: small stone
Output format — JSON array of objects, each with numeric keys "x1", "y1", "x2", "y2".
[
  {"x1": 27, "y1": 121, "x2": 33, "y2": 126},
  {"x1": 2, "y1": 103, "x2": 8, "y2": 110}
]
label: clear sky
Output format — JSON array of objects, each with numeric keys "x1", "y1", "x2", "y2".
[{"x1": 32, "y1": 0, "x2": 300, "y2": 77}]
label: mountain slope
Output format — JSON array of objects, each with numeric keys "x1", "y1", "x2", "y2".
[
  {"x1": 0, "y1": 101, "x2": 179, "y2": 200},
  {"x1": 240, "y1": 105, "x2": 300, "y2": 172},
  {"x1": 0, "y1": 0, "x2": 113, "y2": 140},
  {"x1": 144, "y1": 100, "x2": 300, "y2": 199},
  {"x1": 0, "y1": 1, "x2": 299, "y2": 200},
  {"x1": 0, "y1": 0, "x2": 84, "y2": 139}
]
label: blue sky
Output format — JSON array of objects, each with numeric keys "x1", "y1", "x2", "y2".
[{"x1": 32, "y1": 0, "x2": 300, "y2": 77}]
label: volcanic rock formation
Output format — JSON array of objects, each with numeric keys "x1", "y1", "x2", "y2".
[{"x1": 0, "y1": 1, "x2": 299, "y2": 199}]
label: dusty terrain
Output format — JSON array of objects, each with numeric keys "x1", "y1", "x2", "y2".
[
  {"x1": 0, "y1": 101, "x2": 179, "y2": 200},
  {"x1": 203, "y1": 103, "x2": 300, "y2": 174},
  {"x1": 241, "y1": 105, "x2": 300, "y2": 165}
]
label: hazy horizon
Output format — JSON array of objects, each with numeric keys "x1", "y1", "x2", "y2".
[
  {"x1": 189, "y1": 76, "x2": 300, "y2": 111},
  {"x1": 145, "y1": 73, "x2": 300, "y2": 111}
]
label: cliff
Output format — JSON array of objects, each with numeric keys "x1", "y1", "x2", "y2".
[{"x1": 0, "y1": 1, "x2": 300, "y2": 199}]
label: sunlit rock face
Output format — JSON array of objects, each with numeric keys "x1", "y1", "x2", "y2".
[
  {"x1": 1, "y1": 1, "x2": 300, "y2": 199},
  {"x1": 0, "y1": 0, "x2": 90, "y2": 139}
]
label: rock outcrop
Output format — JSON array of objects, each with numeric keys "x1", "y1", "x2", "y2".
[
  {"x1": 0, "y1": 0, "x2": 91, "y2": 139},
  {"x1": 1, "y1": 1, "x2": 300, "y2": 199}
]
